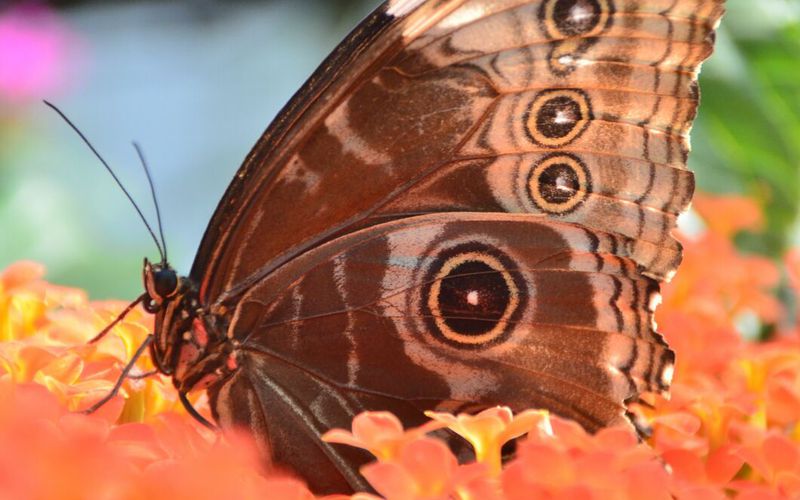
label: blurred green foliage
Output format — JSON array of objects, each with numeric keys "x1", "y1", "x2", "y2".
[{"x1": 693, "y1": 0, "x2": 800, "y2": 255}]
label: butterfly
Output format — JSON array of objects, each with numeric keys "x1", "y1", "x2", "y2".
[{"x1": 81, "y1": 0, "x2": 725, "y2": 494}]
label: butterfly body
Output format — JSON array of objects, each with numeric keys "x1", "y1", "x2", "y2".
[{"x1": 137, "y1": 0, "x2": 725, "y2": 493}]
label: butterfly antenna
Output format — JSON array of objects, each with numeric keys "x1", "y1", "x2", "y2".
[
  {"x1": 132, "y1": 142, "x2": 168, "y2": 263},
  {"x1": 44, "y1": 100, "x2": 166, "y2": 262}
]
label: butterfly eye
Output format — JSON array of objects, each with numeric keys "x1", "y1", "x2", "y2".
[
  {"x1": 153, "y1": 269, "x2": 179, "y2": 299},
  {"x1": 143, "y1": 259, "x2": 179, "y2": 308}
]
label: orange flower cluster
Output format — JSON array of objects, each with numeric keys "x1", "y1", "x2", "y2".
[
  {"x1": 0, "y1": 262, "x2": 313, "y2": 499},
  {"x1": 323, "y1": 408, "x2": 669, "y2": 499},
  {"x1": 642, "y1": 194, "x2": 800, "y2": 499},
  {"x1": 1, "y1": 193, "x2": 799, "y2": 499},
  {"x1": 0, "y1": 261, "x2": 187, "y2": 422}
]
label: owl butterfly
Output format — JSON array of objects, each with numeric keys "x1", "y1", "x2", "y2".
[{"x1": 103, "y1": 0, "x2": 724, "y2": 494}]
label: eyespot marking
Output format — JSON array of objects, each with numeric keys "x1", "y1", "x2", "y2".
[
  {"x1": 421, "y1": 243, "x2": 525, "y2": 348},
  {"x1": 525, "y1": 89, "x2": 592, "y2": 147},
  {"x1": 527, "y1": 153, "x2": 591, "y2": 214},
  {"x1": 540, "y1": 0, "x2": 613, "y2": 38},
  {"x1": 539, "y1": 0, "x2": 614, "y2": 76}
]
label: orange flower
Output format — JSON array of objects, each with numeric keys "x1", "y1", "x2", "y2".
[
  {"x1": 0, "y1": 381, "x2": 315, "y2": 499},
  {"x1": 657, "y1": 311, "x2": 743, "y2": 380},
  {"x1": 692, "y1": 194, "x2": 763, "y2": 239},
  {"x1": 0, "y1": 261, "x2": 189, "y2": 424},
  {"x1": 425, "y1": 407, "x2": 551, "y2": 476},
  {"x1": 731, "y1": 340, "x2": 800, "y2": 430},
  {"x1": 323, "y1": 411, "x2": 445, "y2": 461},
  {"x1": 0, "y1": 261, "x2": 84, "y2": 342},
  {"x1": 786, "y1": 249, "x2": 800, "y2": 299},
  {"x1": 662, "y1": 233, "x2": 781, "y2": 325},
  {"x1": 502, "y1": 417, "x2": 671, "y2": 499},
  {"x1": 662, "y1": 194, "x2": 781, "y2": 334},
  {"x1": 361, "y1": 437, "x2": 498, "y2": 500},
  {"x1": 661, "y1": 445, "x2": 743, "y2": 497},
  {"x1": 732, "y1": 428, "x2": 800, "y2": 497}
]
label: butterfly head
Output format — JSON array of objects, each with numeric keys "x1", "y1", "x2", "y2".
[
  {"x1": 141, "y1": 257, "x2": 195, "y2": 378},
  {"x1": 143, "y1": 257, "x2": 180, "y2": 313},
  {"x1": 141, "y1": 258, "x2": 225, "y2": 388}
]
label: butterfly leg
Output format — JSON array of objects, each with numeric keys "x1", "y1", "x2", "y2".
[
  {"x1": 87, "y1": 293, "x2": 147, "y2": 344},
  {"x1": 127, "y1": 369, "x2": 158, "y2": 380},
  {"x1": 179, "y1": 391, "x2": 215, "y2": 429},
  {"x1": 82, "y1": 334, "x2": 154, "y2": 415}
]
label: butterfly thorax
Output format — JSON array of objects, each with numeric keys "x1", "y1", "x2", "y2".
[{"x1": 142, "y1": 258, "x2": 238, "y2": 394}]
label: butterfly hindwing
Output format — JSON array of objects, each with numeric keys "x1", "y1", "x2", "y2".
[{"x1": 210, "y1": 213, "x2": 672, "y2": 491}]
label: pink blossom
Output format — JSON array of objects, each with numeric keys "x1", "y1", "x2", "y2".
[{"x1": 0, "y1": 3, "x2": 80, "y2": 102}]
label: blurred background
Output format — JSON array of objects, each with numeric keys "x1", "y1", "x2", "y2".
[{"x1": 0, "y1": 0, "x2": 799, "y2": 300}]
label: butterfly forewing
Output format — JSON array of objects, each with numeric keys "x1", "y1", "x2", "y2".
[{"x1": 194, "y1": 0, "x2": 722, "y2": 307}]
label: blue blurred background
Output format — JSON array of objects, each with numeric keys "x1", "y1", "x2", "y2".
[{"x1": 1, "y1": 0, "x2": 799, "y2": 299}]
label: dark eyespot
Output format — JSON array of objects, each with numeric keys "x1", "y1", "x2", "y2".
[
  {"x1": 438, "y1": 259, "x2": 510, "y2": 336},
  {"x1": 539, "y1": 0, "x2": 614, "y2": 76},
  {"x1": 525, "y1": 89, "x2": 592, "y2": 147},
  {"x1": 553, "y1": 0, "x2": 602, "y2": 36},
  {"x1": 527, "y1": 153, "x2": 591, "y2": 214},
  {"x1": 539, "y1": 163, "x2": 580, "y2": 203},
  {"x1": 538, "y1": 96, "x2": 582, "y2": 139},
  {"x1": 421, "y1": 243, "x2": 526, "y2": 348},
  {"x1": 540, "y1": 0, "x2": 613, "y2": 38}
]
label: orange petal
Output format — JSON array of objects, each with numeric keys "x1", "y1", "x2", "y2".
[
  {"x1": 706, "y1": 445, "x2": 744, "y2": 485},
  {"x1": 0, "y1": 261, "x2": 45, "y2": 291},
  {"x1": 361, "y1": 461, "x2": 418, "y2": 499},
  {"x1": 323, "y1": 411, "x2": 445, "y2": 461},
  {"x1": 662, "y1": 449, "x2": 706, "y2": 484},
  {"x1": 763, "y1": 433, "x2": 800, "y2": 475},
  {"x1": 692, "y1": 194, "x2": 763, "y2": 239}
]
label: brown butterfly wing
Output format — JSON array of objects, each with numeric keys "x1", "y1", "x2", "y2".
[
  {"x1": 209, "y1": 214, "x2": 672, "y2": 492},
  {"x1": 191, "y1": 0, "x2": 464, "y2": 302},
  {"x1": 190, "y1": 0, "x2": 725, "y2": 494},
  {"x1": 192, "y1": 0, "x2": 723, "y2": 307}
]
